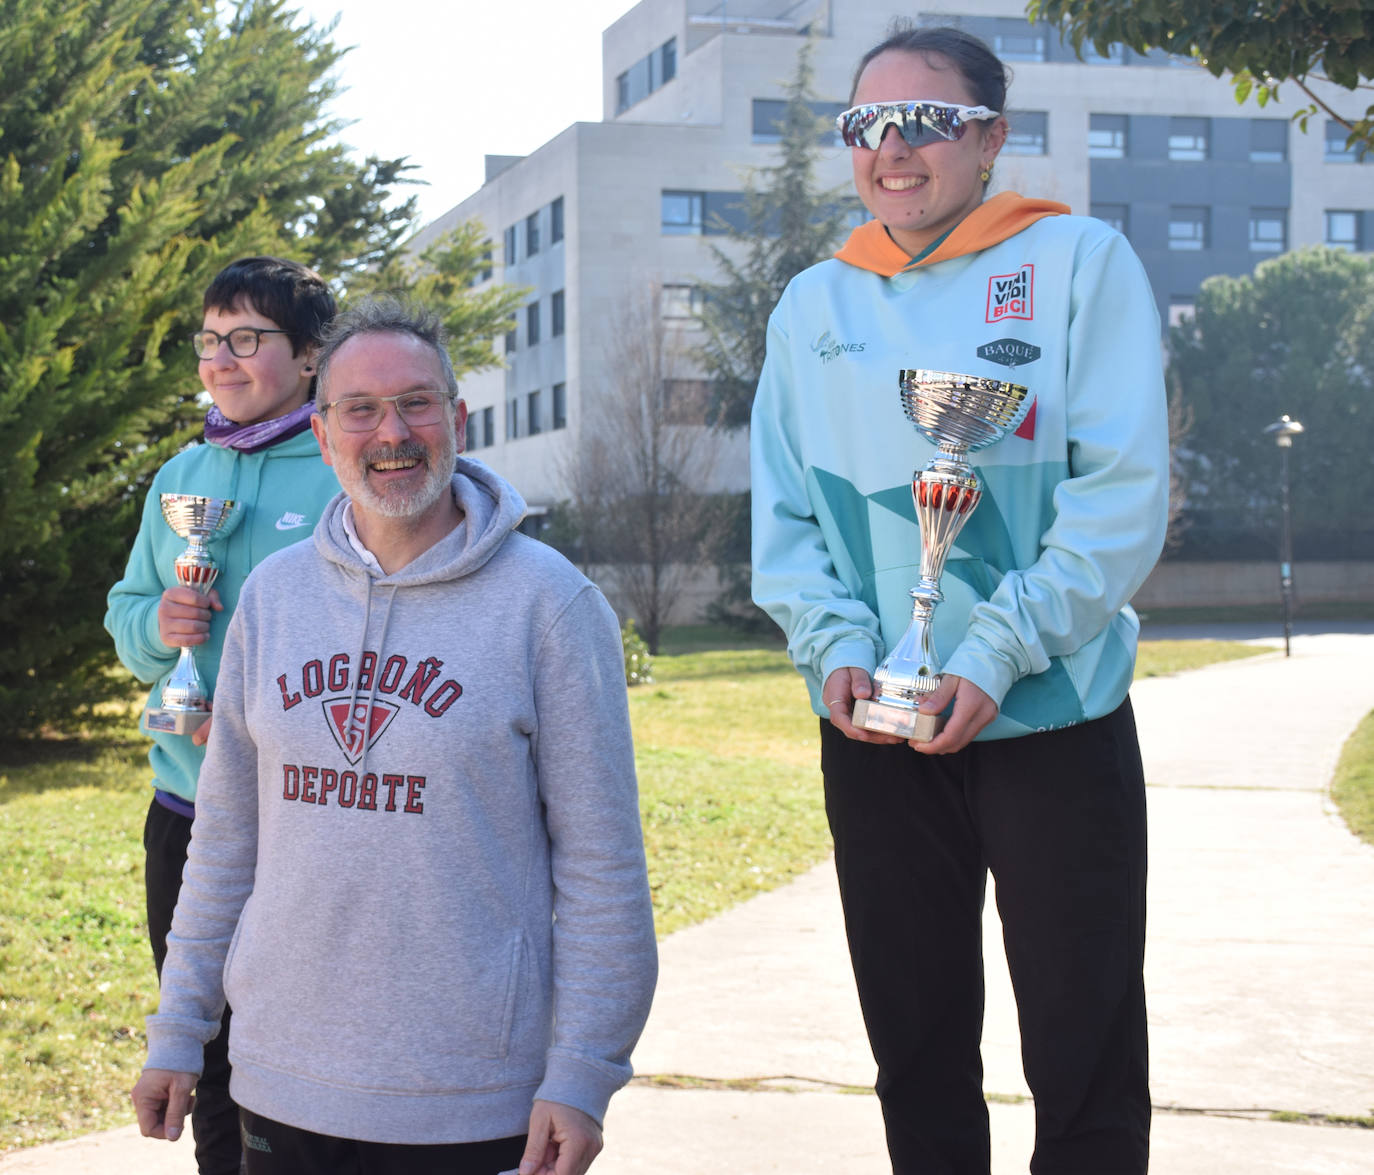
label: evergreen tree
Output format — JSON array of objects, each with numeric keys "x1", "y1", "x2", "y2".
[
  {"x1": 697, "y1": 36, "x2": 850, "y2": 428},
  {"x1": 1169, "y1": 246, "x2": 1374, "y2": 559},
  {"x1": 693, "y1": 37, "x2": 850, "y2": 629},
  {"x1": 0, "y1": 0, "x2": 505, "y2": 737},
  {"x1": 348, "y1": 220, "x2": 526, "y2": 379}
]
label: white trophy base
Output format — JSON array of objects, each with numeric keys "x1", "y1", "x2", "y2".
[
  {"x1": 145, "y1": 707, "x2": 211, "y2": 736},
  {"x1": 852, "y1": 697, "x2": 943, "y2": 743}
]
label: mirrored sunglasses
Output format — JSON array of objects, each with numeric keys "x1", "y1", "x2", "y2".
[
  {"x1": 320, "y1": 391, "x2": 453, "y2": 433},
  {"x1": 836, "y1": 101, "x2": 1000, "y2": 150}
]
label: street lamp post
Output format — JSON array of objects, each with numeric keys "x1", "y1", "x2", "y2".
[{"x1": 1263, "y1": 415, "x2": 1304, "y2": 657}]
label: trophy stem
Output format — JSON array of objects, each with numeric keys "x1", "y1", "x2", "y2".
[
  {"x1": 145, "y1": 495, "x2": 239, "y2": 736},
  {"x1": 853, "y1": 369, "x2": 1029, "y2": 743}
]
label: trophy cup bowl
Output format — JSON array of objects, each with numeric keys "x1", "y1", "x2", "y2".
[
  {"x1": 852, "y1": 370, "x2": 1030, "y2": 741},
  {"x1": 144, "y1": 495, "x2": 241, "y2": 736}
]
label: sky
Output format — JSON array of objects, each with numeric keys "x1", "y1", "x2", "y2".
[{"x1": 291, "y1": 0, "x2": 640, "y2": 228}]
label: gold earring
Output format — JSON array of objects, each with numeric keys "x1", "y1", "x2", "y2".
[{"x1": 979, "y1": 165, "x2": 993, "y2": 184}]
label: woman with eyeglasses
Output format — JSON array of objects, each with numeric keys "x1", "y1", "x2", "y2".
[
  {"x1": 105, "y1": 256, "x2": 340, "y2": 1175},
  {"x1": 750, "y1": 24, "x2": 1167, "y2": 1175}
]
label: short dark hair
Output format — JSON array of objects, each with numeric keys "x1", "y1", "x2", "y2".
[
  {"x1": 203, "y1": 256, "x2": 336, "y2": 358},
  {"x1": 849, "y1": 23, "x2": 1010, "y2": 113},
  {"x1": 314, "y1": 297, "x2": 460, "y2": 409}
]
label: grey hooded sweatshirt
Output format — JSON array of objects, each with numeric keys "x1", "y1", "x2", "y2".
[{"x1": 145, "y1": 458, "x2": 658, "y2": 1144}]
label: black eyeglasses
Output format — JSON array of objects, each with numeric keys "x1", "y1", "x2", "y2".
[{"x1": 191, "y1": 327, "x2": 291, "y2": 360}]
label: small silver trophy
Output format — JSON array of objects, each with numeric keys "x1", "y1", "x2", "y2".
[
  {"x1": 144, "y1": 495, "x2": 241, "y2": 736},
  {"x1": 853, "y1": 370, "x2": 1030, "y2": 742}
]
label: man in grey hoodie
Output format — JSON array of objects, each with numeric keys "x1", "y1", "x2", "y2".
[{"x1": 132, "y1": 299, "x2": 658, "y2": 1175}]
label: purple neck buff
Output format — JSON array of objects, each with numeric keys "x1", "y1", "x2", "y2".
[{"x1": 204, "y1": 401, "x2": 317, "y2": 453}]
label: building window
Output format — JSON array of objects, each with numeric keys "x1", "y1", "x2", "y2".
[
  {"x1": 526, "y1": 211, "x2": 540, "y2": 256},
  {"x1": 507, "y1": 398, "x2": 519, "y2": 440},
  {"x1": 989, "y1": 18, "x2": 1045, "y2": 61},
  {"x1": 1003, "y1": 111, "x2": 1047, "y2": 156},
  {"x1": 1168, "y1": 298, "x2": 1196, "y2": 329},
  {"x1": 1091, "y1": 203, "x2": 1128, "y2": 235},
  {"x1": 503, "y1": 224, "x2": 518, "y2": 266},
  {"x1": 465, "y1": 414, "x2": 478, "y2": 451},
  {"x1": 1325, "y1": 210, "x2": 1362, "y2": 251},
  {"x1": 1249, "y1": 119, "x2": 1287, "y2": 163},
  {"x1": 552, "y1": 382, "x2": 567, "y2": 430},
  {"x1": 616, "y1": 37, "x2": 677, "y2": 113},
  {"x1": 1088, "y1": 114, "x2": 1127, "y2": 158},
  {"x1": 551, "y1": 289, "x2": 565, "y2": 336},
  {"x1": 481, "y1": 406, "x2": 494, "y2": 448},
  {"x1": 550, "y1": 196, "x2": 564, "y2": 244},
  {"x1": 473, "y1": 242, "x2": 493, "y2": 285},
  {"x1": 751, "y1": 98, "x2": 847, "y2": 144},
  {"x1": 1325, "y1": 119, "x2": 1369, "y2": 162},
  {"x1": 1168, "y1": 117, "x2": 1209, "y2": 161},
  {"x1": 526, "y1": 301, "x2": 540, "y2": 346},
  {"x1": 527, "y1": 390, "x2": 542, "y2": 435},
  {"x1": 662, "y1": 284, "x2": 704, "y2": 319},
  {"x1": 662, "y1": 190, "x2": 705, "y2": 234},
  {"x1": 1249, "y1": 209, "x2": 1287, "y2": 253},
  {"x1": 1081, "y1": 41, "x2": 1124, "y2": 65},
  {"x1": 1168, "y1": 206, "x2": 1209, "y2": 251},
  {"x1": 504, "y1": 328, "x2": 516, "y2": 354}
]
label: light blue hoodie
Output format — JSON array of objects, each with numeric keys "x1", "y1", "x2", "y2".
[
  {"x1": 751, "y1": 195, "x2": 1169, "y2": 738},
  {"x1": 105, "y1": 430, "x2": 339, "y2": 801}
]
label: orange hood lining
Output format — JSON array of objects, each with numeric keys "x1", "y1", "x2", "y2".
[{"x1": 834, "y1": 192, "x2": 1071, "y2": 276}]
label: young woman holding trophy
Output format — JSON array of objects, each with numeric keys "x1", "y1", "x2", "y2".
[
  {"x1": 105, "y1": 257, "x2": 340, "y2": 1175},
  {"x1": 750, "y1": 25, "x2": 1169, "y2": 1174}
]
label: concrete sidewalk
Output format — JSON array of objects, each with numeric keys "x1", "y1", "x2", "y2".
[{"x1": 4, "y1": 630, "x2": 1373, "y2": 1173}]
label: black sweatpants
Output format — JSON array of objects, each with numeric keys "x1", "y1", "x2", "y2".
[
  {"x1": 144, "y1": 797, "x2": 241, "y2": 1175},
  {"x1": 821, "y1": 700, "x2": 1150, "y2": 1175},
  {"x1": 238, "y1": 1109, "x2": 526, "y2": 1175}
]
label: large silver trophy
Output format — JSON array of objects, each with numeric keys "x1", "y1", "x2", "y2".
[
  {"x1": 853, "y1": 370, "x2": 1030, "y2": 742},
  {"x1": 144, "y1": 495, "x2": 240, "y2": 736}
]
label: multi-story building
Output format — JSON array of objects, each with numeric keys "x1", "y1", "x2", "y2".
[{"x1": 412, "y1": 0, "x2": 1371, "y2": 521}]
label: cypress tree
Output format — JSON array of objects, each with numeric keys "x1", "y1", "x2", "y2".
[{"x1": 0, "y1": 0, "x2": 496, "y2": 736}]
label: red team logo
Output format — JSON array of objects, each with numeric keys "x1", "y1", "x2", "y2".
[
  {"x1": 986, "y1": 264, "x2": 1034, "y2": 322},
  {"x1": 323, "y1": 697, "x2": 399, "y2": 764}
]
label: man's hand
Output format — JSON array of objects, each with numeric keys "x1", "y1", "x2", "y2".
[
  {"x1": 911, "y1": 675, "x2": 998, "y2": 755},
  {"x1": 519, "y1": 1099, "x2": 603, "y2": 1175},
  {"x1": 821, "y1": 667, "x2": 905, "y2": 745},
  {"x1": 157, "y1": 587, "x2": 222, "y2": 649},
  {"x1": 131, "y1": 1068, "x2": 197, "y2": 1141}
]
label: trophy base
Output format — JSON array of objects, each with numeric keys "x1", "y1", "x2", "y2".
[
  {"x1": 145, "y1": 707, "x2": 211, "y2": 736},
  {"x1": 853, "y1": 697, "x2": 944, "y2": 743}
]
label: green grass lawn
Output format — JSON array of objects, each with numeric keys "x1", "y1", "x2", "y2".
[
  {"x1": 0, "y1": 633, "x2": 1305, "y2": 1152},
  {"x1": 1331, "y1": 710, "x2": 1374, "y2": 846}
]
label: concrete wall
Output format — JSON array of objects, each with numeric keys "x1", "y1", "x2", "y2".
[
  {"x1": 585, "y1": 559, "x2": 1374, "y2": 627},
  {"x1": 1132, "y1": 561, "x2": 1374, "y2": 610}
]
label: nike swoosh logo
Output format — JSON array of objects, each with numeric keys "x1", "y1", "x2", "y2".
[{"x1": 275, "y1": 519, "x2": 309, "y2": 531}]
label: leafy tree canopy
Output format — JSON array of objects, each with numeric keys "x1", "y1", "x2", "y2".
[
  {"x1": 1029, "y1": 0, "x2": 1374, "y2": 149},
  {"x1": 1168, "y1": 246, "x2": 1374, "y2": 559},
  {"x1": 0, "y1": 0, "x2": 514, "y2": 737}
]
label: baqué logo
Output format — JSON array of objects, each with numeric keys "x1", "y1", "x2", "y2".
[
  {"x1": 976, "y1": 338, "x2": 1041, "y2": 369},
  {"x1": 986, "y1": 264, "x2": 1034, "y2": 323}
]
